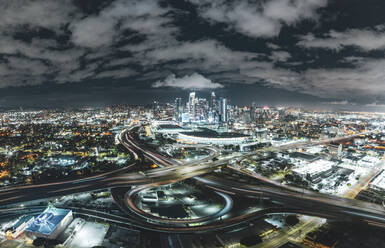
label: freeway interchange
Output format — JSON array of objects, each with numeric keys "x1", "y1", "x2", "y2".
[
  {"x1": 1, "y1": 125, "x2": 385, "y2": 233},
  {"x1": 118, "y1": 127, "x2": 385, "y2": 230}
]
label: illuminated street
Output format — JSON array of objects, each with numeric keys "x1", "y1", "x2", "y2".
[{"x1": 2, "y1": 1, "x2": 385, "y2": 246}]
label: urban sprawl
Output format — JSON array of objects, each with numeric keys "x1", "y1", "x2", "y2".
[{"x1": 1, "y1": 92, "x2": 385, "y2": 248}]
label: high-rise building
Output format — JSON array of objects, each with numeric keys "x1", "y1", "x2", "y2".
[
  {"x1": 196, "y1": 98, "x2": 209, "y2": 121},
  {"x1": 188, "y1": 92, "x2": 196, "y2": 120},
  {"x1": 219, "y1": 97, "x2": 228, "y2": 123},
  {"x1": 242, "y1": 109, "x2": 251, "y2": 123},
  {"x1": 250, "y1": 101, "x2": 256, "y2": 122},
  {"x1": 181, "y1": 112, "x2": 190, "y2": 123},
  {"x1": 173, "y1": 97, "x2": 182, "y2": 122},
  {"x1": 210, "y1": 92, "x2": 219, "y2": 123},
  {"x1": 210, "y1": 92, "x2": 217, "y2": 111},
  {"x1": 153, "y1": 101, "x2": 160, "y2": 119}
]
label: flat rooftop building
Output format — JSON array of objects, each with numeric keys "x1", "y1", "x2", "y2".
[
  {"x1": 292, "y1": 159, "x2": 335, "y2": 183},
  {"x1": 152, "y1": 124, "x2": 193, "y2": 135},
  {"x1": 1, "y1": 215, "x2": 34, "y2": 239},
  {"x1": 25, "y1": 205, "x2": 73, "y2": 239},
  {"x1": 369, "y1": 170, "x2": 385, "y2": 192},
  {"x1": 178, "y1": 128, "x2": 250, "y2": 145},
  {"x1": 290, "y1": 152, "x2": 319, "y2": 162}
]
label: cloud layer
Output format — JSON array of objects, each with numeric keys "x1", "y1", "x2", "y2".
[
  {"x1": 297, "y1": 26, "x2": 385, "y2": 51},
  {"x1": 1, "y1": 0, "x2": 385, "y2": 107},
  {"x1": 153, "y1": 73, "x2": 224, "y2": 90},
  {"x1": 189, "y1": 0, "x2": 327, "y2": 37}
]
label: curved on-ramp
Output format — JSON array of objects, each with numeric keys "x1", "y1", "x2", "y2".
[{"x1": 124, "y1": 184, "x2": 233, "y2": 225}]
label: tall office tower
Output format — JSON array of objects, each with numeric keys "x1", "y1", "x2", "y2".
[
  {"x1": 188, "y1": 92, "x2": 196, "y2": 120},
  {"x1": 278, "y1": 108, "x2": 286, "y2": 120},
  {"x1": 250, "y1": 101, "x2": 256, "y2": 122},
  {"x1": 153, "y1": 101, "x2": 160, "y2": 119},
  {"x1": 219, "y1": 97, "x2": 228, "y2": 123},
  {"x1": 227, "y1": 107, "x2": 234, "y2": 123},
  {"x1": 196, "y1": 98, "x2": 209, "y2": 121},
  {"x1": 210, "y1": 92, "x2": 218, "y2": 111},
  {"x1": 243, "y1": 109, "x2": 251, "y2": 123},
  {"x1": 174, "y1": 97, "x2": 182, "y2": 122},
  {"x1": 208, "y1": 110, "x2": 215, "y2": 123},
  {"x1": 209, "y1": 92, "x2": 218, "y2": 123}
]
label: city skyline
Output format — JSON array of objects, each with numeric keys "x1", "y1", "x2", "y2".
[{"x1": 0, "y1": 0, "x2": 385, "y2": 110}]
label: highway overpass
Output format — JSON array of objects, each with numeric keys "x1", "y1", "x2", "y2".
[{"x1": 0, "y1": 126, "x2": 384, "y2": 233}]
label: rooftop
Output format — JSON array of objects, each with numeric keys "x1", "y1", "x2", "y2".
[
  {"x1": 291, "y1": 152, "x2": 319, "y2": 161},
  {"x1": 370, "y1": 170, "x2": 385, "y2": 190},
  {"x1": 292, "y1": 159, "x2": 335, "y2": 177},
  {"x1": 180, "y1": 128, "x2": 249, "y2": 139},
  {"x1": 10, "y1": 215, "x2": 34, "y2": 232},
  {"x1": 25, "y1": 206, "x2": 72, "y2": 236},
  {"x1": 157, "y1": 124, "x2": 184, "y2": 130}
]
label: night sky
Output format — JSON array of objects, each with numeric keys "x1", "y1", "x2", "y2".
[{"x1": 1, "y1": 0, "x2": 385, "y2": 110}]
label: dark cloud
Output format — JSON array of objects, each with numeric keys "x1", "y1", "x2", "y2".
[
  {"x1": 0, "y1": 0, "x2": 385, "y2": 108},
  {"x1": 297, "y1": 26, "x2": 385, "y2": 51},
  {"x1": 188, "y1": 0, "x2": 327, "y2": 37}
]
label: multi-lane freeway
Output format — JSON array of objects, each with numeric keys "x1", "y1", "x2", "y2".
[
  {"x1": 0, "y1": 125, "x2": 384, "y2": 233},
  {"x1": 117, "y1": 126, "x2": 385, "y2": 229}
]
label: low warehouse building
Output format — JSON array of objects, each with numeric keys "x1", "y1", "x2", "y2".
[{"x1": 25, "y1": 205, "x2": 73, "y2": 239}]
